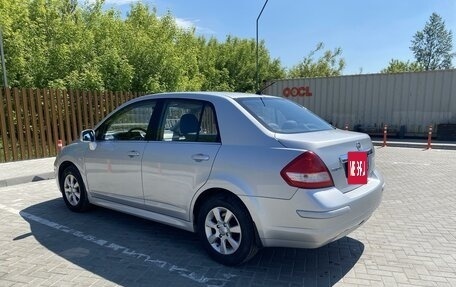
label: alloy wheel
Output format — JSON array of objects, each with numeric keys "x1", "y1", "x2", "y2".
[
  {"x1": 204, "y1": 207, "x2": 242, "y2": 255},
  {"x1": 64, "y1": 174, "x2": 81, "y2": 206}
]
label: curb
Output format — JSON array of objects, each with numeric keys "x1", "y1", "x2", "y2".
[{"x1": 0, "y1": 172, "x2": 55, "y2": 188}]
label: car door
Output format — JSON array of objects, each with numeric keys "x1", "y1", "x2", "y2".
[
  {"x1": 84, "y1": 101, "x2": 156, "y2": 207},
  {"x1": 142, "y1": 99, "x2": 221, "y2": 220}
]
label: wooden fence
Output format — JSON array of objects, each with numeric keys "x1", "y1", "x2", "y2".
[{"x1": 0, "y1": 88, "x2": 143, "y2": 162}]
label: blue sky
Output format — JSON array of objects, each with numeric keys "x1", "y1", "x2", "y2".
[{"x1": 101, "y1": 0, "x2": 456, "y2": 75}]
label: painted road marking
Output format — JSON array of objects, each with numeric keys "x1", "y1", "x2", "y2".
[{"x1": 0, "y1": 203, "x2": 236, "y2": 287}]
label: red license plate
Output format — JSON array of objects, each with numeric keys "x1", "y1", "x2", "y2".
[{"x1": 347, "y1": 151, "x2": 368, "y2": 184}]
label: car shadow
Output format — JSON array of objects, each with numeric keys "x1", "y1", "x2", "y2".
[{"x1": 19, "y1": 198, "x2": 364, "y2": 287}]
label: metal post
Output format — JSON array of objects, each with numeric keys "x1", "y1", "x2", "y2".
[
  {"x1": 0, "y1": 28, "x2": 7, "y2": 88},
  {"x1": 382, "y1": 124, "x2": 388, "y2": 147},
  {"x1": 427, "y1": 125, "x2": 433, "y2": 149},
  {"x1": 256, "y1": 0, "x2": 269, "y2": 92},
  {"x1": 57, "y1": 139, "x2": 63, "y2": 153}
]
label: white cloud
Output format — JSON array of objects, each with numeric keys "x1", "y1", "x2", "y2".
[
  {"x1": 174, "y1": 18, "x2": 196, "y2": 30},
  {"x1": 176, "y1": 18, "x2": 215, "y2": 35}
]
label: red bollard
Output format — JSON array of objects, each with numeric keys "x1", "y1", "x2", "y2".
[
  {"x1": 427, "y1": 125, "x2": 433, "y2": 149},
  {"x1": 382, "y1": 124, "x2": 388, "y2": 147},
  {"x1": 57, "y1": 139, "x2": 63, "y2": 152},
  {"x1": 345, "y1": 123, "x2": 349, "y2": 130}
]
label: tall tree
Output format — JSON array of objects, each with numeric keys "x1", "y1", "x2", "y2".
[
  {"x1": 410, "y1": 13, "x2": 454, "y2": 70},
  {"x1": 288, "y1": 42, "x2": 345, "y2": 78},
  {"x1": 0, "y1": 1, "x2": 285, "y2": 92},
  {"x1": 207, "y1": 36, "x2": 284, "y2": 92},
  {"x1": 381, "y1": 59, "x2": 423, "y2": 73}
]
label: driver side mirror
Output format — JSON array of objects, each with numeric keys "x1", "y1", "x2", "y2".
[{"x1": 80, "y1": 129, "x2": 95, "y2": 142}]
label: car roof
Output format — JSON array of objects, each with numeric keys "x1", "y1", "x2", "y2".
[{"x1": 137, "y1": 91, "x2": 278, "y2": 101}]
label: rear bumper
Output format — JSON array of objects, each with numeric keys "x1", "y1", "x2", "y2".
[{"x1": 240, "y1": 169, "x2": 384, "y2": 249}]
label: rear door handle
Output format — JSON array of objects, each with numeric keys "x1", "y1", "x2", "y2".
[
  {"x1": 127, "y1": 150, "x2": 141, "y2": 158},
  {"x1": 191, "y1": 153, "x2": 210, "y2": 162}
]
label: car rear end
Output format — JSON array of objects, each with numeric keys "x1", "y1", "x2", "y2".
[{"x1": 234, "y1": 96, "x2": 384, "y2": 249}]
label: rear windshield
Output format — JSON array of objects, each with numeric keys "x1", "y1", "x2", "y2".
[{"x1": 236, "y1": 97, "x2": 333, "y2": 133}]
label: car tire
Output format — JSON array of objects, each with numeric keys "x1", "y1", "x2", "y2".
[
  {"x1": 197, "y1": 194, "x2": 258, "y2": 266},
  {"x1": 60, "y1": 165, "x2": 91, "y2": 212}
]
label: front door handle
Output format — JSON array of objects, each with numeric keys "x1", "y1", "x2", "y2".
[
  {"x1": 127, "y1": 151, "x2": 140, "y2": 158},
  {"x1": 191, "y1": 153, "x2": 210, "y2": 162}
]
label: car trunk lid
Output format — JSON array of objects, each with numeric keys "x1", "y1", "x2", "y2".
[{"x1": 275, "y1": 129, "x2": 375, "y2": 193}]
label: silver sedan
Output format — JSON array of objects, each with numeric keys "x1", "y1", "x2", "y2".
[{"x1": 55, "y1": 92, "x2": 384, "y2": 265}]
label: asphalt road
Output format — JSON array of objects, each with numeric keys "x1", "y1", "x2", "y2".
[{"x1": 0, "y1": 147, "x2": 455, "y2": 287}]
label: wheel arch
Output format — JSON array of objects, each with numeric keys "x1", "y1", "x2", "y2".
[
  {"x1": 192, "y1": 187, "x2": 263, "y2": 248},
  {"x1": 58, "y1": 162, "x2": 74, "y2": 190},
  {"x1": 58, "y1": 161, "x2": 85, "y2": 193}
]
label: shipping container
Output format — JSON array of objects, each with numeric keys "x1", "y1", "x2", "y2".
[{"x1": 263, "y1": 69, "x2": 456, "y2": 138}]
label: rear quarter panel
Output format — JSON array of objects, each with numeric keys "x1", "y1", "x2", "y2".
[{"x1": 204, "y1": 145, "x2": 300, "y2": 199}]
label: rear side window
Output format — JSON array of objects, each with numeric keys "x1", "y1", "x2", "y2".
[
  {"x1": 160, "y1": 100, "x2": 220, "y2": 143},
  {"x1": 237, "y1": 97, "x2": 333, "y2": 133}
]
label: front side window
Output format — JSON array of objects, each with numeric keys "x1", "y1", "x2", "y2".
[
  {"x1": 237, "y1": 97, "x2": 333, "y2": 133},
  {"x1": 160, "y1": 100, "x2": 219, "y2": 142},
  {"x1": 96, "y1": 101, "x2": 156, "y2": 141}
]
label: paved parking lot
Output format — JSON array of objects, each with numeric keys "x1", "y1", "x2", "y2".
[{"x1": 0, "y1": 147, "x2": 455, "y2": 287}]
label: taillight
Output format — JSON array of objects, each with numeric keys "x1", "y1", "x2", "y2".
[{"x1": 280, "y1": 151, "x2": 334, "y2": 189}]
